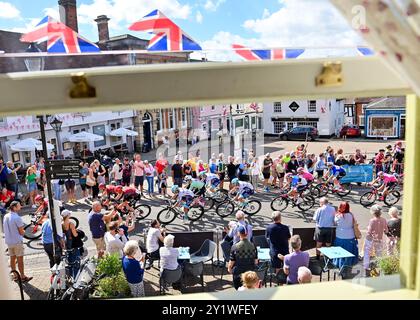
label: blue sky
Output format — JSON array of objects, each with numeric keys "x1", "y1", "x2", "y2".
[{"x1": 0, "y1": 0, "x2": 364, "y2": 60}]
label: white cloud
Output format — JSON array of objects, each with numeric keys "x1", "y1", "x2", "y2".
[
  {"x1": 204, "y1": 0, "x2": 226, "y2": 12},
  {"x1": 0, "y1": 2, "x2": 21, "y2": 19},
  {"x1": 43, "y1": 7, "x2": 60, "y2": 21},
  {"x1": 77, "y1": 0, "x2": 192, "y2": 34},
  {"x1": 242, "y1": 0, "x2": 362, "y2": 47},
  {"x1": 8, "y1": 18, "x2": 39, "y2": 33},
  {"x1": 196, "y1": 11, "x2": 203, "y2": 24}
]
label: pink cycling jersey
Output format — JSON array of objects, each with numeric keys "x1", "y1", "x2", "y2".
[
  {"x1": 383, "y1": 173, "x2": 397, "y2": 184},
  {"x1": 301, "y1": 171, "x2": 314, "y2": 182}
]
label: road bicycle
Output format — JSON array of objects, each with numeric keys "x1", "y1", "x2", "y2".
[
  {"x1": 313, "y1": 180, "x2": 352, "y2": 198},
  {"x1": 23, "y1": 212, "x2": 79, "y2": 240},
  {"x1": 107, "y1": 196, "x2": 151, "y2": 221},
  {"x1": 360, "y1": 185, "x2": 401, "y2": 207},
  {"x1": 47, "y1": 249, "x2": 80, "y2": 300},
  {"x1": 215, "y1": 196, "x2": 262, "y2": 218},
  {"x1": 156, "y1": 198, "x2": 205, "y2": 225},
  {"x1": 270, "y1": 190, "x2": 315, "y2": 212}
]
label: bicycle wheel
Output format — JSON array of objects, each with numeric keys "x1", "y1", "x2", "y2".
[
  {"x1": 186, "y1": 206, "x2": 204, "y2": 221},
  {"x1": 47, "y1": 288, "x2": 64, "y2": 300},
  {"x1": 133, "y1": 204, "x2": 152, "y2": 220},
  {"x1": 213, "y1": 189, "x2": 228, "y2": 203},
  {"x1": 315, "y1": 183, "x2": 329, "y2": 197},
  {"x1": 243, "y1": 200, "x2": 262, "y2": 216},
  {"x1": 384, "y1": 191, "x2": 401, "y2": 207},
  {"x1": 309, "y1": 185, "x2": 321, "y2": 198},
  {"x1": 157, "y1": 208, "x2": 177, "y2": 225},
  {"x1": 297, "y1": 195, "x2": 315, "y2": 211},
  {"x1": 23, "y1": 223, "x2": 42, "y2": 240},
  {"x1": 360, "y1": 191, "x2": 377, "y2": 207},
  {"x1": 216, "y1": 201, "x2": 235, "y2": 218},
  {"x1": 270, "y1": 196, "x2": 288, "y2": 212},
  {"x1": 336, "y1": 183, "x2": 352, "y2": 197},
  {"x1": 69, "y1": 217, "x2": 79, "y2": 229}
]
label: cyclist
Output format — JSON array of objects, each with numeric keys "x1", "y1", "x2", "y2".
[
  {"x1": 230, "y1": 178, "x2": 255, "y2": 208},
  {"x1": 281, "y1": 173, "x2": 294, "y2": 192},
  {"x1": 371, "y1": 171, "x2": 398, "y2": 201},
  {"x1": 189, "y1": 174, "x2": 206, "y2": 197},
  {"x1": 297, "y1": 167, "x2": 314, "y2": 184},
  {"x1": 170, "y1": 185, "x2": 195, "y2": 221},
  {"x1": 325, "y1": 162, "x2": 347, "y2": 191},
  {"x1": 113, "y1": 186, "x2": 136, "y2": 215},
  {"x1": 99, "y1": 183, "x2": 116, "y2": 208},
  {"x1": 34, "y1": 195, "x2": 49, "y2": 225},
  {"x1": 203, "y1": 172, "x2": 221, "y2": 193},
  {"x1": 285, "y1": 173, "x2": 308, "y2": 202}
]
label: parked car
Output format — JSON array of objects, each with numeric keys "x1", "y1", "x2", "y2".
[
  {"x1": 279, "y1": 126, "x2": 319, "y2": 141},
  {"x1": 339, "y1": 125, "x2": 361, "y2": 138}
]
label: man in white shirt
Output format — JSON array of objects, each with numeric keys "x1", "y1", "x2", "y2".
[
  {"x1": 110, "y1": 158, "x2": 123, "y2": 185},
  {"x1": 313, "y1": 197, "x2": 336, "y2": 259},
  {"x1": 145, "y1": 219, "x2": 165, "y2": 269},
  {"x1": 105, "y1": 221, "x2": 128, "y2": 258}
]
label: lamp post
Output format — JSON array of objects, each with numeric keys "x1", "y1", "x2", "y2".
[
  {"x1": 24, "y1": 43, "x2": 45, "y2": 72},
  {"x1": 50, "y1": 116, "x2": 63, "y2": 158}
]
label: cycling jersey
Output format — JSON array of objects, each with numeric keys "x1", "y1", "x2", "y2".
[
  {"x1": 189, "y1": 179, "x2": 205, "y2": 190},
  {"x1": 383, "y1": 173, "x2": 398, "y2": 184},
  {"x1": 301, "y1": 171, "x2": 314, "y2": 182},
  {"x1": 330, "y1": 166, "x2": 346, "y2": 176},
  {"x1": 238, "y1": 181, "x2": 254, "y2": 193},
  {"x1": 205, "y1": 173, "x2": 220, "y2": 186},
  {"x1": 177, "y1": 188, "x2": 195, "y2": 202}
]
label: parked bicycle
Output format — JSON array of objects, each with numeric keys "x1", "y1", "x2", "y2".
[
  {"x1": 270, "y1": 190, "x2": 315, "y2": 212},
  {"x1": 23, "y1": 212, "x2": 79, "y2": 240},
  {"x1": 360, "y1": 185, "x2": 401, "y2": 207},
  {"x1": 47, "y1": 249, "x2": 81, "y2": 300},
  {"x1": 215, "y1": 197, "x2": 262, "y2": 218},
  {"x1": 157, "y1": 198, "x2": 205, "y2": 225}
]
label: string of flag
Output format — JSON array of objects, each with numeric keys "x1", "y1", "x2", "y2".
[{"x1": 11, "y1": 9, "x2": 375, "y2": 58}]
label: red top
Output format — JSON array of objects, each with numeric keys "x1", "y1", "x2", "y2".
[
  {"x1": 123, "y1": 186, "x2": 137, "y2": 195},
  {"x1": 155, "y1": 159, "x2": 168, "y2": 174},
  {"x1": 0, "y1": 190, "x2": 14, "y2": 203},
  {"x1": 106, "y1": 185, "x2": 116, "y2": 194}
]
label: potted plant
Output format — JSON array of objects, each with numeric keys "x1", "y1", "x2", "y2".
[{"x1": 94, "y1": 254, "x2": 131, "y2": 299}]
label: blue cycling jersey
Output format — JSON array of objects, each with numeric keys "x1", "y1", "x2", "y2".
[{"x1": 331, "y1": 166, "x2": 345, "y2": 175}]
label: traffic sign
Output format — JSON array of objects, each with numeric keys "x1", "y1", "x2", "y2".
[{"x1": 49, "y1": 160, "x2": 80, "y2": 179}]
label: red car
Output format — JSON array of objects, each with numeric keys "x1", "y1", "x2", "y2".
[{"x1": 340, "y1": 125, "x2": 361, "y2": 138}]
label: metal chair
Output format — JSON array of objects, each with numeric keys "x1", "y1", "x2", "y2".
[
  {"x1": 309, "y1": 258, "x2": 324, "y2": 282},
  {"x1": 190, "y1": 239, "x2": 217, "y2": 276},
  {"x1": 159, "y1": 266, "x2": 182, "y2": 295},
  {"x1": 253, "y1": 235, "x2": 269, "y2": 248},
  {"x1": 183, "y1": 261, "x2": 205, "y2": 291},
  {"x1": 220, "y1": 241, "x2": 232, "y2": 281},
  {"x1": 255, "y1": 261, "x2": 269, "y2": 287}
]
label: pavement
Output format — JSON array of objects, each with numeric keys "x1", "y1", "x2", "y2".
[{"x1": 3, "y1": 137, "x2": 403, "y2": 300}]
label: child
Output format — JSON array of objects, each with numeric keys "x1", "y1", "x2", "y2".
[{"x1": 159, "y1": 171, "x2": 168, "y2": 197}]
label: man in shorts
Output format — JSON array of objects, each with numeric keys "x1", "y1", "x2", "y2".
[
  {"x1": 312, "y1": 197, "x2": 336, "y2": 259},
  {"x1": 88, "y1": 201, "x2": 114, "y2": 258},
  {"x1": 3, "y1": 201, "x2": 33, "y2": 282}
]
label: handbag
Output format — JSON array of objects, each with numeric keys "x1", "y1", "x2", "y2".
[
  {"x1": 351, "y1": 213, "x2": 362, "y2": 239},
  {"x1": 86, "y1": 175, "x2": 96, "y2": 187}
]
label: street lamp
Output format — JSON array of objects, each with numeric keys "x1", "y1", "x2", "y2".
[
  {"x1": 50, "y1": 116, "x2": 63, "y2": 158},
  {"x1": 24, "y1": 43, "x2": 45, "y2": 72}
]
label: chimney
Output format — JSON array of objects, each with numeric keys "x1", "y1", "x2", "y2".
[
  {"x1": 95, "y1": 15, "x2": 110, "y2": 42},
  {"x1": 58, "y1": 0, "x2": 78, "y2": 32}
]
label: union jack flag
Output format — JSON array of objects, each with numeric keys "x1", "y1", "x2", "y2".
[
  {"x1": 20, "y1": 16, "x2": 100, "y2": 53},
  {"x1": 233, "y1": 44, "x2": 305, "y2": 61},
  {"x1": 129, "y1": 9, "x2": 202, "y2": 51}
]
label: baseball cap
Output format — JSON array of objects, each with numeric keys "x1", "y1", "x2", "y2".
[{"x1": 238, "y1": 225, "x2": 247, "y2": 235}]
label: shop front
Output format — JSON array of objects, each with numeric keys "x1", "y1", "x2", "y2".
[{"x1": 365, "y1": 109, "x2": 405, "y2": 139}]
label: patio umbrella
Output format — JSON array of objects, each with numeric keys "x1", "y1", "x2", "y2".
[
  {"x1": 68, "y1": 132, "x2": 104, "y2": 142},
  {"x1": 10, "y1": 138, "x2": 54, "y2": 151},
  {"x1": 108, "y1": 128, "x2": 138, "y2": 137}
]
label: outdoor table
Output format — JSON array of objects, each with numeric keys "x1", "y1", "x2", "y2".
[
  {"x1": 177, "y1": 247, "x2": 191, "y2": 260},
  {"x1": 257, "y1": 247, "x2": 270, "y2": 261},
  {"x1": 319, "y1": 246, "x2": 355, "y2": 280}
]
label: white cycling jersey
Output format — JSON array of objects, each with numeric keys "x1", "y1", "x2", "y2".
[
  {"x1": 205, "y1": 173, "x2": 219, "y2": 184},
  {"x1": 238, "y1": 181, "x2": 254, "y2": 193}
]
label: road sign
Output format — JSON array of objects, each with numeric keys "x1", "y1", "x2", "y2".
[{"x1": 49, "y1": 160, "x2": 80, "y2": 179}]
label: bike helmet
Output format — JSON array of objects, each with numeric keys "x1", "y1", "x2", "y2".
[
  {"x1": 377, "y1": 171, "x2": 384, "y2": 176},
  {"x1": 285, "y1": 173, "x2": 293, "y2": 178},
  {"x1": 326, "y1": 162, "x2": 334, "y2": 167},
  {"x1": 110, "y1": 180, "x2": 117, "y2": 186},
  {"x1": 184, "y1": 175, "x2": 192, "y2": 182},
  {"x1": 115, "y1": 185, "x2": 123, "y2": 193},
  {"x1": 171, "y1": 185, "x2": 180, "y2": 193},
  {"x1": 99, "y1": 183, "x2": 106, "y2": 190},
  {"x1": 35, "y1": 195, "x2": 43, "y2": 202},
  {"x1": 231, "y1": 178, "x2": 240, "y2": 185},
  {"x1": 297, "y1": 167, "x2": 305, "y2": 173}
]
